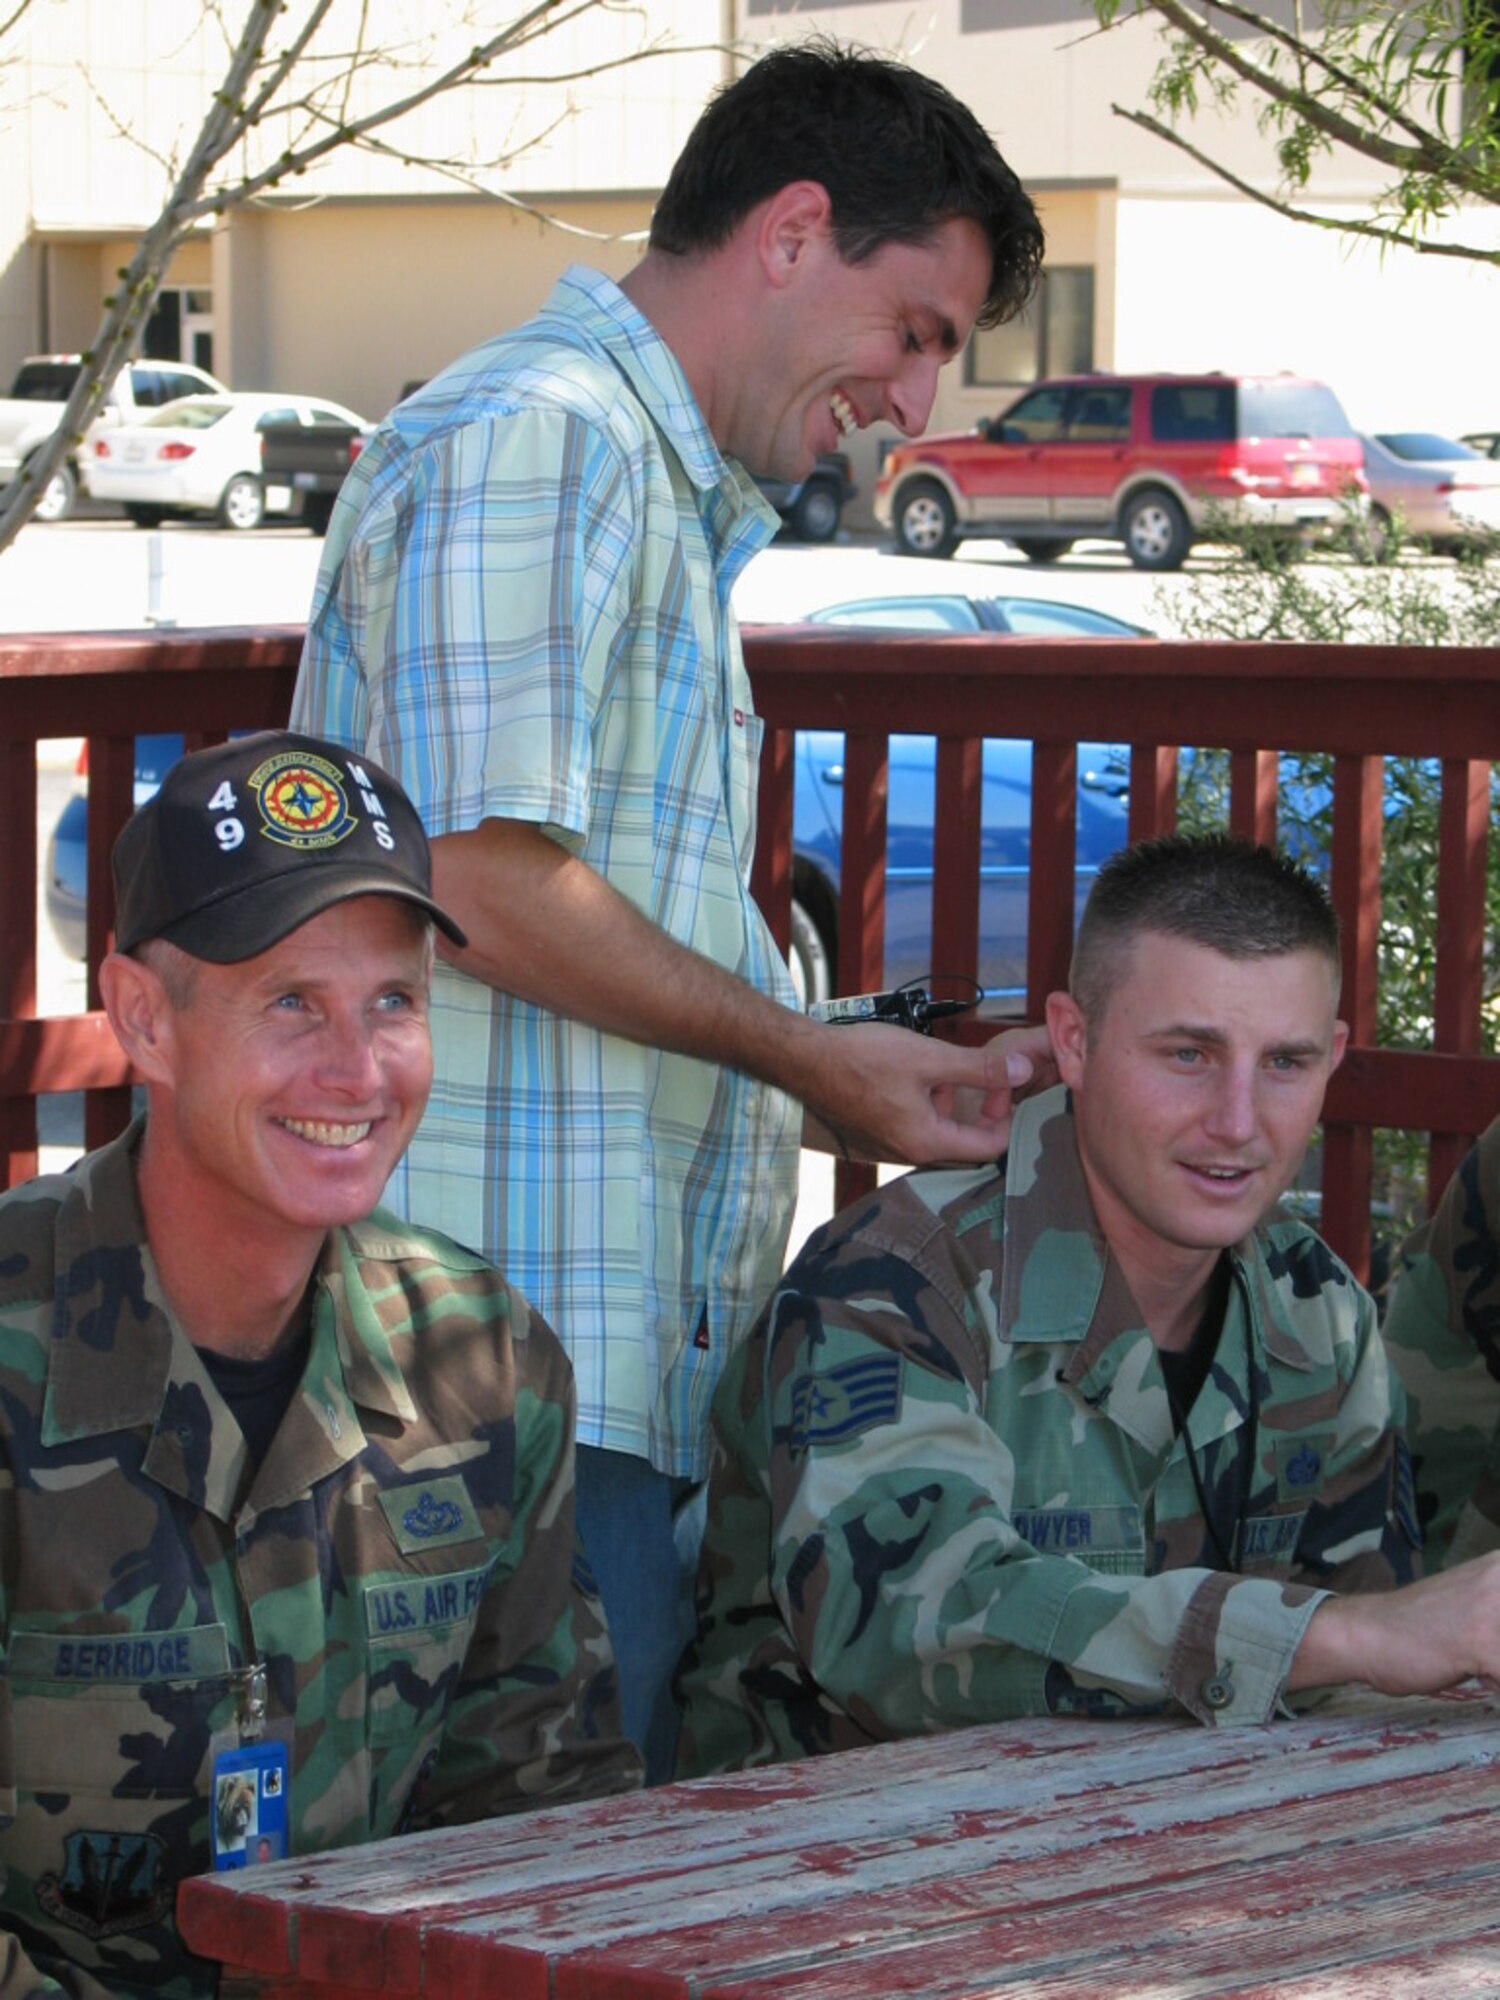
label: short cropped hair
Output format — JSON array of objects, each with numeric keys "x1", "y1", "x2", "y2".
[
  {"x1": 649, "y1": 38, "x2": 1044, "y2": 331},
  {"x1": 133, "y1": 937, "x2": 201, "y2": 1008},
  {"x1": 1070, "y1": 834, "x2": 1342, "y2": 1026}
]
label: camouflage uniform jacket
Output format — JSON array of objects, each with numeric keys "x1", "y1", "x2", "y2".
[
  {"x1": 0, "y1": 1122, "x2": 641, "y2": 2000},
  {"x1": 1384, "y1": 1114, "x2": 1500, "y2": 1569},
  {"x1": 677, "y1": 1087, "x2": 1417, "y2": 1775}
]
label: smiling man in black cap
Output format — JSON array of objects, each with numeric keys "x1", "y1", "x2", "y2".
[{"x1": 0, "y1": 733, "x2": 638, "y2": 2000}]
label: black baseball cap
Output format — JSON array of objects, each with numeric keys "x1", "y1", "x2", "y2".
[{"x1": 112, "y1": 732, "x2": 467, "y2": 962}]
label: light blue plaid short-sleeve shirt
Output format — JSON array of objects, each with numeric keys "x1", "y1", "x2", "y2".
[{"x1": 292, "y1": 267, "x2": 802, "y2": 1479}]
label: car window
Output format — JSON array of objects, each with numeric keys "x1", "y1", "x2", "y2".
[
  {"x1": 10, "y1": 362, "x2": 80, "y2": 401},
  {"x1": 1000, "y1": 600, "x2": 1137, "y2": 638},
  {"x1": 157, "y1": 368, "x2": 213, "y2": 403},
  {"x1": 1151, "y1": 383, "x2": 1235, "y2": 444},
  {"x1": 144, "y1": 398, "x2": 231, "y2": 429},
  {"x1": 253, "y1": 408, "x2": 302, "y2": 430},
  {"x1": 129, "y1": 367, "x2": 170, "y2": 407},
  {"x1": 1065, "y1": 386, "x2": 1131, "y2": 442},
  {"x1": 995, "y1": 386, "x2": 1070, "y2": 444},
  {"x1": 1373, "y1": 433, "x2": 1478, "y2": 462},
  {"x1": 1238, "y1": 380, "x2": 1354, "y2": 440},
  {"x1": 812, "y1": 599, "x2": 982, "y2": 633},
  {"x1": 310, "y1": 405, "x2": 356, "y2": 424}
]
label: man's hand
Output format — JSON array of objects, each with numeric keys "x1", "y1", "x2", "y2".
[
  {"x1": 802, "y1": 1019, "x2": 1055, "y2": 1164},
  {"x1": 1288, "y1": 1553, "x2": 1500, "y2": 1699}
]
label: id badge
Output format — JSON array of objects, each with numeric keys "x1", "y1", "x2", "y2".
[{"x1": 210, "y1": 1739, "x2": 290, "y2": 1871}]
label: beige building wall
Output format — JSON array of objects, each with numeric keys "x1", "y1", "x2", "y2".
[
  {"x1": 211, "y1": 196, "x2": 653, "y2": 420},
  {"x1": 2, "y1": 0, "x2": 721, "y2": 385},
  {"x1": 5, "y1": 0, "x2": 1498, "y2": 487}
]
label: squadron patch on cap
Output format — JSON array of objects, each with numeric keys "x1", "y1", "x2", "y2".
[{"x1": 249, "y1": 750, "x2": 358, "y2": 851}]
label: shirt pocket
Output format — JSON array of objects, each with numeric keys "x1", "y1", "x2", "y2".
[
  {"x1": 1238, "y1": 1506, "x2": 1311, "y2": 1577},
  {"x1": 362, "y1": 1556, "x2": 496, "y2": 1747},
  {"x1": 7, "y1": 1623, "x2": 233, "y2": 1799},
  {"x1": 1009, "y1": 1501, "x2": 1147, "y2": 1578}
]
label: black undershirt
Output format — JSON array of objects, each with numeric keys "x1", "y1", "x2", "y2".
[
  {"x1": 1158, "y1": 1255, "x2": 1233, "y2": 1432},
  {"x1": 200, "y1": 1325, "x2": 312, "y2": 1469}
]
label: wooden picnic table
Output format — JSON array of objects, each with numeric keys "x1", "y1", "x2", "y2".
[{"x1": 179, "y1": 1692, "x2": 1500, "y2": 1998}]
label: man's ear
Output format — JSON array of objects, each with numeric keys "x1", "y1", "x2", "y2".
[
  {"x1": 99, "y1": 952, "x2": 178, "y2": 1088},
  {"x1": 756, "y1": 180, "x2": 834, "y2": 289},
  {"x1": 1330, "y1": 1018, "x2": 1350, "y2": 1074},
  {"x1": 1045, "y1": 989, "x2": 1088, "y2": 1091}
]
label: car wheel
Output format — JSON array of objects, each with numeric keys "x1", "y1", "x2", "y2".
[
  {"x1": 789, "y1": 477, "x2": 842, "y2": 544},
  {"x1": 788, "y1": 897, "x2": 833, "y2": 1010},
  {"x1": 29, "y1": 458, "x2": 77, "y2": 524},
  {"x1": 1011, "y1": 538, "x2": 1074, "y2": 563},
  {"x1": 1122, "y1": 488, "x2": 1190, "y2": 571},
  {"x1": 893, "y1": 479, "x2": 957, "y2": 558},
  {"x1": 124, "y1": 504, "x2": 168, "y2": 529},
  {"x1": 218, "y1": 474, "x2": 265, "y2": 531}
]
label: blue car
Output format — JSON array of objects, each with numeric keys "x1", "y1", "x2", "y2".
[
  {"x1": 783, "y1": 592, "x2": 1141, "y2": 1006},
  {"x1": 47, "y1": 592, "x2": 1143, "y2": 992}
]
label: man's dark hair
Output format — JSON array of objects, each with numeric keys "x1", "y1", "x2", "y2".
[
  {"x1": 1071, "y1": 834, "x2": 1342, "y2": 1025},
  {"x1": 649, "y1": 39, "x2": 1043, "y2": 330}
]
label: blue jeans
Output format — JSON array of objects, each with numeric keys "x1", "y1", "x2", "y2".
[{"x1": 575, "y1": 1444, "x2": 701, "y2": 1786}]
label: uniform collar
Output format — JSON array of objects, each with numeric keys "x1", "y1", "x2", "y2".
[
  {"x1": 40, "y1": 1119, "x2": 417, "y2": 1520},
  {"x1": 998, "y1": 1088, "x2": 1319, "y2": 1427},
  {"x1": 545, "y1": 264, "x2": 779, "y2": 566}
]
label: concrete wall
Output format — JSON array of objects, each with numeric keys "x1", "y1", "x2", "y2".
[
  {"x1": 5, "y1": 0, "x2": 1497, "y2": 494},
  {"x1": 210, "y1": 194, "x2": 652, "y2": 419}
]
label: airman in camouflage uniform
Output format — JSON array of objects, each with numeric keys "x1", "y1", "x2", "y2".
[
  {"x1": 677, "y1": 1087, "x2": 1416, "y2": 1773},
  {"x1": 0, "y1": 733, "x2": 638, "y2": 2000},
  {"x1": 676, "y1": 836, "x2": 1478, "y2": 1777},
  {"x1": 1384, "y1": 1114, "x2": 1500, "y2": 1569}
]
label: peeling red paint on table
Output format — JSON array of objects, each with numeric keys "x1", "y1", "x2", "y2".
[{"x1": 179, "y1": 1694, "x2": 1500, "y2": 1997}]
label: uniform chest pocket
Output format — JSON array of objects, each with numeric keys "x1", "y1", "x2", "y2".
[
  {"x1": 1011, "y1": 1502, "x2": 1147, "y2": 1577},
  {"x1": 363, "y1": 1559, "x2": 496, "y2": 1745},
  {"x1": 7, "y1": 1624, "x2": 233, "y2": 1799},
  {"x1": 1238, "y1": 1508, "x2": 1310, "y2": 1577}
]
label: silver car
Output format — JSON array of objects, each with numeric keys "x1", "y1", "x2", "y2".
[{"x1": 1359, "y1": 432, "x2": 1500, "y2": 555}]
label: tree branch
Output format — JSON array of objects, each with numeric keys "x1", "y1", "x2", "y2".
[
  {"x1": 1143, "y1": 0, "x2": 1438, "y2": 152},
  {"x1": 1110, "y1": 101, "x2": 1500, "y2": 265},
  {"x1": 1137, "y1": 0, "x2": 1495, "y2": 199}
]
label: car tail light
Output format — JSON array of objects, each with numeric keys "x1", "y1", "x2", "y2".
[
  {"x1": 158, "y1": 442, "x2": 195, "y2": 461},
  {"x1": 95, "y1": 438, "x2": 111, "y2": 458},
  {"x1": 348, "y1": 436, "x2": 364, "y2": 464}
]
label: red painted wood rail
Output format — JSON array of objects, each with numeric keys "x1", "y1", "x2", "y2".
[
  {"x1": 177, "y1": 1694, "x2": 1500, "y2": 1998},
  {"x1": 3, "y1": 627, "x2": 1497, "y2": 1282}
]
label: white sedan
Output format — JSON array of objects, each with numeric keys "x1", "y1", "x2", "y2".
[{"x1": 84, "y1": 392, "x2": 369, "y2": 530}]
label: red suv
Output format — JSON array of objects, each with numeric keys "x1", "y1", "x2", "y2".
[{"x1": 874, "y1": 373, "x2": 1367, "y2": 570}]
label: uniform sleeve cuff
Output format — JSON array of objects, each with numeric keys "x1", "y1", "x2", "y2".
[{"x1": 1166, "y1": 1573, "x2": 1329, "y2": 1724}]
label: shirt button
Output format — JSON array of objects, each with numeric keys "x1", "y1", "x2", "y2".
[{"x1": 1202, "y1": 1675, "x2": 1234, "y2": 1711}]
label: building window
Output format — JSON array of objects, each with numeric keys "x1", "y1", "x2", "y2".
[
  {"x1": 966, "y1": 266, "x2": 1094, "y2": 388},
  {"x1": 145, "y1": 286, "x2": 215, "y2": 374}
]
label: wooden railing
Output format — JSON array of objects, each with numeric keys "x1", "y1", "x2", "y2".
[{"x1": 3, "y1": 626, "x2": 1497, "y2": 1284}]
